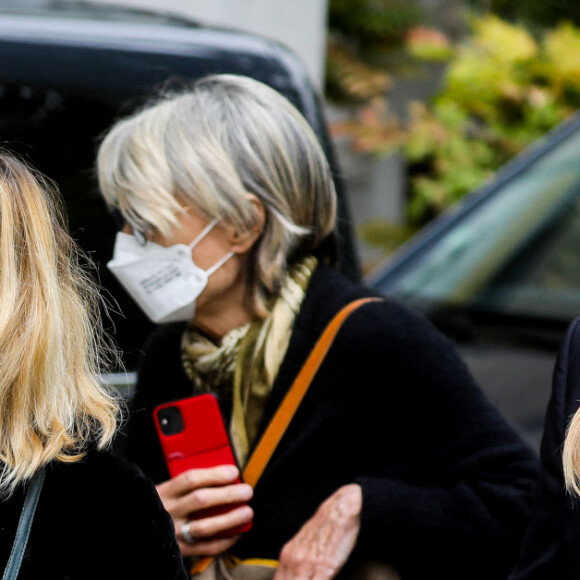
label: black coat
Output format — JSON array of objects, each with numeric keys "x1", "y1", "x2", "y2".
[
  {"x1": 0, "y1": 450, "x2": 188, "y2": 579},
  {"x1": 127, "y1": 264, "x2": 539, "y2": 580},
  {"x1": 509, "y1": 317, "x2": 580, "y2": 579}
]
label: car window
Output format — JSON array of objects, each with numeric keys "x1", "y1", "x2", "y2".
[{"x1": 375, "y1": 123, "x2": 580, "y2": 321}]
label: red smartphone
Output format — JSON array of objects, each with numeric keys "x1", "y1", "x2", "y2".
[{"x1": 153, "y1": 393, "x2": 252, "y2": 536}]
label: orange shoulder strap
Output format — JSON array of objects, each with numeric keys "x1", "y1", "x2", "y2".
[
  {"x1": 242, "y1": 296, "x2": 379, "y2": 487},
  {"x1": 192, "y1": 296, "x2": 379, "y2": 574}
]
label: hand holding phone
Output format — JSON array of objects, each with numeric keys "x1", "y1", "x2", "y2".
[{"x1": 154, "y1": 394, "x2": 253, "y2": 538}]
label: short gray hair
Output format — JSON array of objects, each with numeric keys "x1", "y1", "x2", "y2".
[{"x1": 97, "y1": 74, "x2": 337, "y2": 315}]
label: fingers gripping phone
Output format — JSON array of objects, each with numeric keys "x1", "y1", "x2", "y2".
[{"x1": 153, "y1": 393, "x2": 252, "y2": 536}]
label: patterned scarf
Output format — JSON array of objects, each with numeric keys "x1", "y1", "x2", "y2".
[{"x1": 181, "y1": 256, "x2": 317, "y2": 466}]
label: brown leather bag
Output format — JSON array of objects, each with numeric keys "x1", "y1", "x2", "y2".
[
  {"x1": 194, "y1": 559, "x2": 401, "y2": 580},
  {"x1": 192, "y1": 557, "x2": 277, "y2": 580}
]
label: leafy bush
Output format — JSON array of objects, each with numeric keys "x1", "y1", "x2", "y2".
[
  {"x1": 325, "y1": 0, "x2": 423, "y2": 102},
  {"x1": 341, "y1": 15, "x2": 580, "y2": 228},
  {"x1": 328, "y1": 0, "x2": 423, "y2": 48},
  {"x1": 403, "y1": 15, "x2": 578, "y2": 225},
  {"x1": 469, "y1": 0, "x2": 580, "y2": 28}
]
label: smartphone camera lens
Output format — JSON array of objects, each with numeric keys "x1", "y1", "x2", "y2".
[{"x1": 157, "y1": 406, "x2": 184, "y2": 436}]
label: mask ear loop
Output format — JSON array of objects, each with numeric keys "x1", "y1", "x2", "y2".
[
  {"x1": 188, "y1": 218, "x2": 220, "y2": 250},
  {"x1": 188, "y1": 218, "x2": 235, "y2": 275},
  {"x1": 206, "y1": 251, "x2": 235, "y2": 276}
]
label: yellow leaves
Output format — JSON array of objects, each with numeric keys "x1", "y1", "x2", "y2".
[
  {"x1": 543, "y1": 22, "x2": 580, "y2": 93},
  {"x1": 441, "y1": 15, "x2": 540, "y2": 121},
  {"x1": 444, "y1": 48, "x2": 517, "y2": 119},
  {"x1": 472, "y1": 15, "x2": 538, "y2": 63}
]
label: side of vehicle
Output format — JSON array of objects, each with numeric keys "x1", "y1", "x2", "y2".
[{"x1": 368, "y1": 111, "x2": 580, "y2": 449}]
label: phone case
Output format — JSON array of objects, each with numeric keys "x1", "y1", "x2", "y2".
[{"x1": 153, "y1": 393, "x2": 252, "y2": 536}]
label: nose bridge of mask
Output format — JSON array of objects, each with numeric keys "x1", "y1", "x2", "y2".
[{"x1": 187, "y1": 218, "x2": 234, "y2": 276}]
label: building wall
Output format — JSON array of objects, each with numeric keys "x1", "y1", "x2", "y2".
[{"x1": 87, "y1": 0, "x2": 329, "y2": 88}]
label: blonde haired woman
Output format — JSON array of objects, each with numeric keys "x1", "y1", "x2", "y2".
[
  {"x1": 509, "y1": 317, "x2": 580, "y2": 579},
  {"x1": 0, "y1": 153, "x2": 187, "y2": 579},
  {"x1": 99, "y1": 74, "x2": 538, "y2": 580}
]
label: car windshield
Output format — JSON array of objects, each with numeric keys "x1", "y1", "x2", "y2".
[{"x1": 376, "y1": 120, "x2": 580, "y2": 321}]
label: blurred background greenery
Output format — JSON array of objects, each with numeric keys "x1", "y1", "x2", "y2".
[{"x1": 326, "y1": 0, "x2": 580, "y2": 262}]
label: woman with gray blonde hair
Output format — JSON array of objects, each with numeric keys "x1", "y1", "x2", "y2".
[
  {"x1": 99, "y1": 74, "x2": 537, "y2": 580},
  {"x1": 0, "y1": 153, "x2": 187, "y2": 579}
]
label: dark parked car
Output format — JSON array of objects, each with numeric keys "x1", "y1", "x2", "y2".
[
  {"x1": 368, "y1": 111, "x2": 580, "y2": 450},
  {"x1": 0, "y1": 1, "x2": 360, "y2": 391}
]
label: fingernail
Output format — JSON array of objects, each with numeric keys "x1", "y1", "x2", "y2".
[
  {"x1": 240, "y1": 484, "x2": 253, "y2": 500},
  {"x1": 223, "y1": 465, "x2": 238, "y2": 478}
]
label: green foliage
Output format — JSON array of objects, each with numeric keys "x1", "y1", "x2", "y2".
[
  {"x1": 325, "y1": 0, "x2": 423, "y2": 103},
  {"x1": 470, "y1": 0, "x2": 580, "y2": 28},
  {"x1": 340, "y1": 15, "x2": 580, "y2": 228},
  {"x1": 405, "y1": 101, "x2": 502, "y2": 223},
  {"x1": 541, "y1": 23, "x2": 580, "y2": 104},
  {"x1": 329, "y1": 9, "x2": 580, "y2": 260},
  {"x1": 328, "y1": 0, "x2": 423, "y2": 47},
  {"x1": 402, "y1": 15, "x2": 579, "y2": 225}
]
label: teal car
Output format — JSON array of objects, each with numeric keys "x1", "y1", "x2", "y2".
[{"x1": 368, "y1": 112, "x2": 580, "y2": 450}]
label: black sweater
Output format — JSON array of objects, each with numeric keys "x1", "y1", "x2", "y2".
[
  {"x1": 509, "y1": 316, "x2": 580, "y2": 579},
  {"x1": 127, "y1": 264, "x2": 539, "y2": 580},
  {"x1": 0, "y1": 450, "x2": 188, "y2": 579}
]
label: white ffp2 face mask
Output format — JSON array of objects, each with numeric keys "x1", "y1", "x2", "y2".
[{"x1": 107, "y1": 219, "x2": 234, "y2": 324}]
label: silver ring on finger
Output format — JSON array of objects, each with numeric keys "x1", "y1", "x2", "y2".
[{"x1": 180, "y1": 521, "x2": 197, "y2": 545}]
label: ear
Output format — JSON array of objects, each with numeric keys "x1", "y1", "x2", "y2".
[{"x1": 229, "y1": 194, "x2": 265, "y2": 254}]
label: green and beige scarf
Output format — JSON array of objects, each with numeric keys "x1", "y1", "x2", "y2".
[{"x1": 181, "y1": 257, "x2": 317, "y2": 466}]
